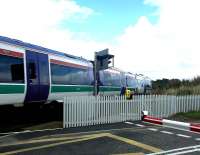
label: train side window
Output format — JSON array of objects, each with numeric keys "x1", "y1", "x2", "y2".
[
  {"x1": 11, "y1": 64, "x2": 24, "y2": 81},
  {"x1": 51, "y1": 63, "x2": 90, "y2": 85},
  {"x1": 88, "y1": 67, "x2": 94, "y2": 85},
  {"x1": 102, "y1": 71, "x2": 121, "y2": 87},
  {"x1": 99, "y1": 71, "x2": 104, "y2": 85},
  {"x1": 102, "y1": 71, "x2": 112, "y2": 86},
  {"x1": 0, "y1": 55, "x2": 24, "y2": 83}
]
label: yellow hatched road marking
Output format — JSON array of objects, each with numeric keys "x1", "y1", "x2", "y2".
[
  {"x1": 0, "y1": 132, "x2": 162, "y2": 155},
  {"x1": 32, "y1": 125, "x2": 161, "y2": 141},
  {"x1": 0, "y1": 127, "x2": 155, "y2": 148},
  {"x1": 31, "y1": 127, "x2": 140, "y2": 140},
  {"x1": 113, "y1": 153, "x2": 144, "y2": 155},
  {"x1": 107, "y1": 134, "x2": 162, "y2": 153},
  {"x1": 0, "y1": 133, "x2": 101, "y2": 147},
  {"x1": 0, "y1": 133, "x2": 109, "y2": 155}
]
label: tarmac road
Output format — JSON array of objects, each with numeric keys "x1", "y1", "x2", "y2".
[{"x1": 0, "y1": 121, "x2": 200, "y2": 155}]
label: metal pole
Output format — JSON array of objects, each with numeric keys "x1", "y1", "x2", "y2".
[
  {"x1": 112, "y1": 57, "x2": 114, "y2": 67},
  {"x1": 94, "y1": 52, "x2": 98, "y2": 96}
]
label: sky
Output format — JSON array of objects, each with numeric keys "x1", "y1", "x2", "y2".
[{"x1": 0, "y1": 0, "x2": 199, "y2": 80}]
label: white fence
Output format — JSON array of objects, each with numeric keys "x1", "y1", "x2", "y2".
[
  {"x1": 146, "y1": 95, "x2": 200, "y2": 117},
  {"x1": 63, "y1": 95, "x2": 200, "y2": 128}
]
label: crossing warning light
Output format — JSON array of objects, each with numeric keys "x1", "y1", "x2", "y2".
[{"x1": 95, "y1": 49, "x2": 114, "y2": 70}]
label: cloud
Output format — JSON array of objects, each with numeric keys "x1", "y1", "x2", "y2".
[
  {"x1": 0, "y1": 0, "x2": 107, "y2": 59},
  {"x1": 113, "y1": 0, "x2": 200, "y2": 79},
  {"x1": 0, "y1": 0, "x2": 93, "y2": 32},
  {"x1": 0, "y1": 0, "x2": 200, "y2": 80}
]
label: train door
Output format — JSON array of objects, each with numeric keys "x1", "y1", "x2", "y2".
[{"x1": 24, "y1": 51, "x2": 50, "y2": 103}]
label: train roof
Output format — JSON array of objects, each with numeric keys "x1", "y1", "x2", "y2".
[
  {"x1": 105, "y1": 67, "x2": 125, "y2": 73},
  {"x1": 0, "y1": 35, "x2": 89, "y2": 62},
  {"x1": 125, "y1": 72, "x2": 135, "y2": 76}
]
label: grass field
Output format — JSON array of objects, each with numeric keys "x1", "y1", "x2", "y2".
[{"x1": 153, "y1": 85, "x2": 200, "y2": 95}]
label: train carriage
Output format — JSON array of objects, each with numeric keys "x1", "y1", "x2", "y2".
[
  {"x1": 99, "y1": 68, "x2": 126, "y2": 95},
  {"x1": 0, "y1": 41, "x2": 26, "y2": 106},
  {"x1": 0, "y1": 35, "x2": 151, "y2": 107},
  {"x1": 49, "y1": 53, "x2": 94, "y2": 101},
  {"x1": 0, "y1": 36, "x2": 93, "y2": 106}
]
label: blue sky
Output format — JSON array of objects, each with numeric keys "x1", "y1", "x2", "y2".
[{"x1": 62, "y1": 0, "x2": 158, "y2": 42}]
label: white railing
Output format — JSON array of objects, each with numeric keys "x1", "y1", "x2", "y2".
[
  {"x1": 63, "y1": 95, "x2": 200, "y2": 128},
  {"x1": 143, "y1": 95, "x2": 200, "y2": 117},
  {"x1": 63, "y1": 96, "x2": 142, "y2": 128}
]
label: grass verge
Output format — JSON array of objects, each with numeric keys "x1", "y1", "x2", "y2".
[
  {"x1": 169, "y1": 111, "x2": 200, "y2": 122},
  {"x1": 175, "y1": 111, "x2": 200, "y2": 120}
]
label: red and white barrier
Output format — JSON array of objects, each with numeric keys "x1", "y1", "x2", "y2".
[
  {"x1": 190, "y1": 124, "x2": 200, "y2": 132},
  {"x1": 142, "y1": 111, "x2": 200, "y2": 133}
]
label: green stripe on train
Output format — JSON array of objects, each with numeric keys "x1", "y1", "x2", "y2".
[
  {"x1": 0, "y1": 84, "x2": 25, "y2": 94},
  {"x1": 51, "y1": 85, "x2": 121, "y2": 93},
  {"x1": 51, "y1": 85, "x2": 93, "y2": 93},
  {"x1": 99, "y1": 86, "x2": 121, "y2": 92}
]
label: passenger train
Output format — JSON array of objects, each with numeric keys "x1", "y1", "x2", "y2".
[{"x1": 0, "y1": 35, "x2": 151, "y2": 106}]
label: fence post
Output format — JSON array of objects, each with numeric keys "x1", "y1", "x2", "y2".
[
  {"x1": 196, "y1": 95, "x2": 198, "y2": 110},
  {"x1": 192, "y1": 95, "x2": 194, "y2": 111},
  {"x1": 174, "y1": 95, "x2": 176, "y2": 115},
  {"x1": 63, "y1": 97, "x2": 66, "y2": 128}
]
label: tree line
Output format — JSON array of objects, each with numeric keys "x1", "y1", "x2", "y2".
[{"x1": 152, "y1": 76, "x2": 200, "y2": 95}]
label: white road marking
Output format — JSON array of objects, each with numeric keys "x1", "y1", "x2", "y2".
[
  {"x1": 124, "y1": 121, "x2": 134, "y2": 125},
  {"x1": 160, "y1": 131, "x2": 174, "y2": 135},
  {"x1": 195, "y1": 138, "x2": 200, "y2": 141},
  {"x1": 168, "y1": 149, "x2": 200, "y2": 155},
  {"x1": 28, "y1": 128, "x2": 62, "y2": 132},
  {"x1": 135, "y1": 124, "x2": 145, "y2": 127},
  {"x1": 147, "y1": 128, "x2": 158, "y2": 131},
  {"x1": 0, "y1": 133, "x2": 16, "y2": 140},
  {"x1": 176, "y1": 134, "x2": 191, "y2": 138},
  {"x1": 147, "y1": 144, "x2": 200, "y2": 155}
]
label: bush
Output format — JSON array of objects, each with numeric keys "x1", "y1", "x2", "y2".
[{"x1": 152, "y1": 77, "x2": 200, "y2": 95}]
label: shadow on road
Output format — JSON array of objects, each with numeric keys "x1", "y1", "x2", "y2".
[{"x1": 0, "y1": 103, "x2": 63, "y2": 133}]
